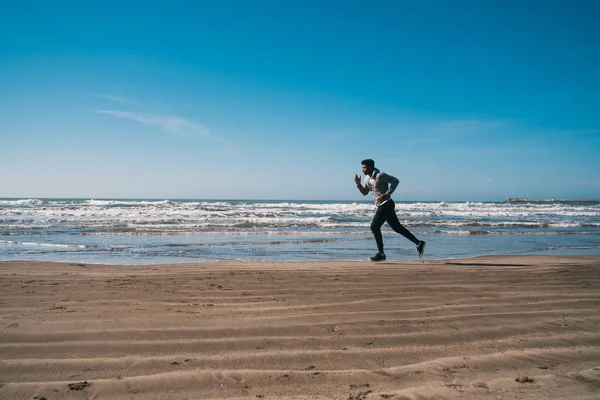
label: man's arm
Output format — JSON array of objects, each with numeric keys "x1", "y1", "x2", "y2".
[
  {"x1": 375, "y1": 172, "x2": 399, "y2": 204},
  {"x1": 380, "y1": 172, "x2": 399, "y2": 196},
  {"x1": 354, "y1": 174, "x2": 369, "y2": 196}
]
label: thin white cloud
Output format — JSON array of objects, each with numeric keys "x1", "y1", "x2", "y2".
[
  {"x1": 390, "y1": 118, "x2": 512, "y2": 146},
  {"x1": 92, "y1": 94, "x2": 141, "y2": 106},
  {"x1": 96, "y1": 110, "x2": 226, "y2": 141}
]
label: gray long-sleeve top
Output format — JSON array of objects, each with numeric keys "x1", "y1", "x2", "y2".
[{"x1": 357, "y1": 168, "x2": 399, "y2": 206}]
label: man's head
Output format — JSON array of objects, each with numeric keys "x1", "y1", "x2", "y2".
[{"x1": 361, "y1": 159, "x2": 375, "y2": 175}]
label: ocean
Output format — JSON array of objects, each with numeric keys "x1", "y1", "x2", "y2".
[{"x1": 1, "y1": 198, "x2": 599, "y2": 264}]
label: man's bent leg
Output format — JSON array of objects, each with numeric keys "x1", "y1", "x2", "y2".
[{"x1": 384, "y1": 201, "x2": 420, "y2": 245}]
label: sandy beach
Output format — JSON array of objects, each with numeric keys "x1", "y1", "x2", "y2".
[{"x1": 1, "y1": 256, "x2": 599, "y2": 400}]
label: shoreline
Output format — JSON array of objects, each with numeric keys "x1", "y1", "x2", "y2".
[
  {"x1": 3, "y1": 249, "x2": 600, "y2": 266},
  {"x1": 0, "y1": 253, "x2": 600, "y2": 268},
  {"x1": 1, "y1": 255, "x2": 600, "y2": 399}
]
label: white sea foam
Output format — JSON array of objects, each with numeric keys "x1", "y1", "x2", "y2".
[
  {"x1": 1, "y1": 199, "x2": 599, "y2": 241},
  {"x1": 0, "y1": 240, "x2": 87, "y2": 248},
  {"x1": 3, "y1": 202, "x2": 598, "y2": 219},
  {"x1": 0, "y1": 199, "x2": 44, "y2": 206}
]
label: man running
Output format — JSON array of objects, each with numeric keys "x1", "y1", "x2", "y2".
[{"x1": 355, "y1": 159, "x2": 426, "y2": 261}]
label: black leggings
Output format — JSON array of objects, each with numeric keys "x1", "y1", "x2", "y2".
[{"x1": 371, "y1": 200, "x2": 419, "y2": 253}]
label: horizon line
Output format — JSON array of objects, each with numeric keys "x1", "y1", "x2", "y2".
[{"x1": 2, "y1": 197, "x2": 599, "y2": 203}]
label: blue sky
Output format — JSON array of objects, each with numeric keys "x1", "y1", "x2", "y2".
[{"x1": 1, "y1": 0, "x2": 599, "y2": 201}]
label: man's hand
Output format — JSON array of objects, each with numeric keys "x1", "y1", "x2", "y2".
[
  {"x1": 354, "y1": 174, "x2": 362, "y2": 186},
  {"x1": 376, "y1": 194, "x2": 388, "y2": 204}
]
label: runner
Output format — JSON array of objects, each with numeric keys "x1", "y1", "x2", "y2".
[{"x1": 355, "y1": 159, "x2": 426, "y2": 261}]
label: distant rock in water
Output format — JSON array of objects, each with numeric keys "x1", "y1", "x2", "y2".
[{"x1": 504, "y1": 198, "x2": 600, "y2": 203}]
